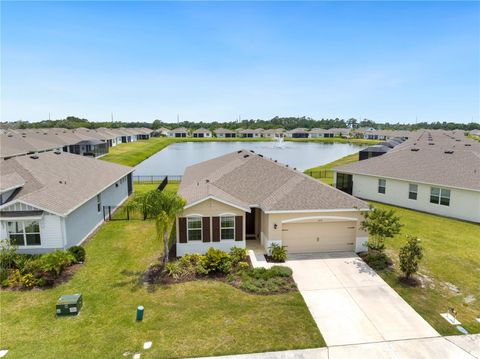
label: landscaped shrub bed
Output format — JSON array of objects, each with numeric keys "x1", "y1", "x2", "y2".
[
  {"x1": 0, "y1": 241, "x2": 85, "y2": 289},
  {"x1": 144, "y1": 247, "x2": 297, "y2": 294}
]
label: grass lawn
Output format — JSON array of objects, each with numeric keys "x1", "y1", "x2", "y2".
[
  {"x1": 1, "y1": 184, "x2": 324, "y2": 358},
  {"x1": 370, "y1": 201, "x2": 480, "y2": 335}
]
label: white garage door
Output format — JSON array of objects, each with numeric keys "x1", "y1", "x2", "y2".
[{"x1": 282, "y1": 221, "x2": 356, "y2": 253}]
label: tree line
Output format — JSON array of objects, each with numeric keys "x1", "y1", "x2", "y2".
[{"x1": 3, "y1": 115, "x2": 479, "y2": 131}]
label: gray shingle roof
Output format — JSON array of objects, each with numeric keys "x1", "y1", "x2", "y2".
[
  {"x1": 0, "y1": 152, "x2": 133, "y2": 215},
  {"x1": 179, "y1": 150, "x2": 368, "y2": 212},
  {"x1": 336, "y1": 131, "x2": 480, "y2": 191}
]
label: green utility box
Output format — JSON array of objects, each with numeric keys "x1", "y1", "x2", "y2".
[{"x1": 56, "y1": 294, "x2": 83, "y2": 316}]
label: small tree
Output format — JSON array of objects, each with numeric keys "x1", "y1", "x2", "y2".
[
  {"x1": 361, "y1": 207, "x2": 402, "y2": 252},
  {"x1": 399, "y1": 235, "x2": 423, "y2": 280},
  {"x1": 149, "y1": 190, "x2": 186, "y2": 264}
]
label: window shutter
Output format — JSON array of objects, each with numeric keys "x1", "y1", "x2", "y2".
[
  {"x1": 235, "y1": 216, "x2": 243, "y2": 241},
  {"x1": 178, "y1": 217, "x2": 187, "y2": 243},
  {"x1": 212, "y1": 217, "x2": 220, "y2": 242},
  {"x1": 202, "y1": 217, "x2": 211, "y2": 242}
]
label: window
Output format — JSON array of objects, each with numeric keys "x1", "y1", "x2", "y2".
[
  {"x1": 187, "y1": 217, "x2": 202, "y2": 241},
  {"x1": 220, "y1": 216, "x2": 235, "y2": 241},
  {"x1": 378, "y1": 179, "x2": 386, "y2": 194},
  {"x1": 96, "y1": 194, "x2": 102, "y2": 213},
  {"x1": 7, "y1": 220, "x2": 41, "y2": 246},
  {"x1": 430, "y1": 187, "x2": 450, "y2": 206},
  {"x1": 408, "y1": 184, "x2": 418, "y2": 200}
]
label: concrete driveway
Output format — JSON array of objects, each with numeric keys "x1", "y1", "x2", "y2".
[{"x1": 287, "y1": 252, "x2": 439, "y2": 346}]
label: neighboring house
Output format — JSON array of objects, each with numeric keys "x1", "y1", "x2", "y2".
[
  {"x1": 285, "y1": 128, "x2": 309, "y2": 138},
  {"x1": 152, "y1": 127, "x2": 171, "y2": 137},
  {"x1": 192, "y1": 128, "x2": 212, "y2": 138},
  {"x1": 175, "y1": 150, "x2": 369, "y2": 256},
  {"x1": 262, "y1": 128, "x2": 285, "y2": 138},
  {"x1": 309, "y1": 128, "x2": 335, "y2": 138},
  {"x1": 0, "y1": 152, "x2": 133, "y2": 253},
  {"x1": 238, "y1": 129, "x2": 263, "y2": 138},
  {"x1": 363, "y1": 130, "x2": 412, "y2": 141},
  {"x1": 169, "y1": 127, "x2": 189, "y2": 138},
  {"x1": 334, "y1": 131, "x2": 480, "y2": 223},
  {"x1": 214, "y1": 128, "x2": 238, "y2": 138},
  {"x1": 329, "y1": 128, "x2": 352, "y2": 138}
]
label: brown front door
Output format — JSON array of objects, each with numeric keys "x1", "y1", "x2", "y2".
[{"x1": 245, "y1": 208, "x2": 256, "y2": 239}]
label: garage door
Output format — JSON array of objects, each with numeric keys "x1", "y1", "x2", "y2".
[{"x1": 282, "y1": 221, "x2": 356, "y2": 253}]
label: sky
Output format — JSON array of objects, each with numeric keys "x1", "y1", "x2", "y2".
[{"x1": 1, "y1": 1, "x2": 479, "y2": 124}]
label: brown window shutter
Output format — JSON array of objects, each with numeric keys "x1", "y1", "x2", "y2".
[
  {"x1": 202, "y1": 217, "x2": 211, "y2": 242},
  {"x1": 235, "y1": 216, "x2": 243, "y2": 241},
  {"x1": 178, "y1": 217, "x2": 187, "y2": 243},
  {"x1": 212, "y1": 217, "x2": 220, "y2": 242}
]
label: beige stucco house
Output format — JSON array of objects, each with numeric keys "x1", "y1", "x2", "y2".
[{"x1": 176, "y1": 150, "x2": 369, "y2": 256}]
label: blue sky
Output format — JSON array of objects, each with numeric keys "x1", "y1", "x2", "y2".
[{"x1": 1, "y1": 1, "x2": 479, "y2": 124}]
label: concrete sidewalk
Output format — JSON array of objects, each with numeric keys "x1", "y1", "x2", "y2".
[{"x1": 194, "y1": 335, "x2": 480, "y2": 359}]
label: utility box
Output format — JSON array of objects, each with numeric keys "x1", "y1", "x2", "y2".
[{"x1": 56, "y1": 294, "x2": 83, "y2": 316}]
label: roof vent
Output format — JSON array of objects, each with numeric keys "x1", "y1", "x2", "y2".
[
  {"x1": 258, "y1": 154, "x2": 263, "y2": 157},
  {"x1": 30, "y1": 155, "x2": 39, "y2": 159},
  {"x1": 428, "y1": 142, "x2": 434, "y2": 145},
  {"x1": 465, "y1": 144, "x2": 471, "y2": 146},
  {"x1": 237, "y1": 150, "x2": 242, "y2": 153},
  {"x1": 274, "y1": 160, "x2": 277, "y2": 163},
  {"x1": 7, "y1": 134, "x2": 13, "y2": 137},
  {"x1": 444, "y1": 150, "x2": 454, "y2": 154},
  {"x1": 250, "y1": 150, "x2": 255, "y2": 153},
  {"x1": 54, "y1": 151, "x2": 61, "y2": 155},
  {"x1": 243, "y1": 154, "x2": 249, "y2": 158},
  {"x1": 410, "y1": 148, "x2": 419, "y2": 152},
  {"x1": 205, "y1": 179, "x2": 209, "y2": 183}
]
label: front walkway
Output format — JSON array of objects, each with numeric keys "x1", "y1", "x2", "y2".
[{"x1": 194, "y1": 335, "x2": 480, "y2": 359}]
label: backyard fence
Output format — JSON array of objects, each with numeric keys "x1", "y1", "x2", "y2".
[
  {"x1": 304, "y1": 169, "x2": 335, "y2": 182},
  {"x1": 104, "y1": 175, "x2": 180, "y2": 221},
  {"x1": 133, "y1": 175, "x2": 183, "y2": 184}
]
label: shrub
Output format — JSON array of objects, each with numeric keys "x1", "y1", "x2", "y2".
[
  {"x1": 399, "y1": 235, "x2": 423, "y2": 279},
  {"x1": 20, "y1": 273, "x2": 38, "y2": 288},
  {"x1": 229, "y1": 247, "x2": 247, "y2": 265},
  {"x1": 361, "y1": 207, "x2": 402, "y2": 252},
  {"x1": 269, "y1": 265, "x2": 292, "y2": 277},
  {"x1": 237, "y1": 261, "x2": 250, "y2": 272},
  {"x1": 363, "y1": 251, "x2": 390, "y2": 270},
  {"x1": 0, "y1": 239, "x2": 18, "y2": 270},
  {"x1": 68, "y1": 246, "x2": 86, "y2": 263},
  {"x1": 269, "y1": 243, "x2": 288, "y2": 262},
  {"x1": 201, "y1": 248, "x2": 232, "y2": 274},
  {"x1": 39, "y1": 250, "x2": 75, "y2": 275},
  {"x1": 164, "y1": 261, "x2": 184, "y2": 279}
]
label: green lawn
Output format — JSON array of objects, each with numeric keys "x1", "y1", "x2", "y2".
[
  {"x1": 370, "y1": 202, "x2": 480, "y2": 335},
  {"x1": 1, "y1": 184, "x2": 324, "y2": 358}
]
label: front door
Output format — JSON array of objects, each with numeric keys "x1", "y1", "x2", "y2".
[{"x1": 245, "y1": 208, "x2": 256, "y2": 239}]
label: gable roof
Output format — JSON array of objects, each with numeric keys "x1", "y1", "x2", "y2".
[
  {"x1": 336, "y1": 131, "x2": 480, "y2": 191},
  {"x1": 179, "y1": 150, "x2": 368, "y2": 212},
  {"x1": 0, "y1": 152, "x2": 133, "y2": 216}
]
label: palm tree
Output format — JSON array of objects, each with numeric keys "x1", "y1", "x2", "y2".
[{"x1": 152, "y1": 191, "x2": 186, "y2": 264}]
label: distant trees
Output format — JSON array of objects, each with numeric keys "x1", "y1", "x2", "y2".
[{"x1": 4, "y1": 116, "x2": 480, "y2": 131}]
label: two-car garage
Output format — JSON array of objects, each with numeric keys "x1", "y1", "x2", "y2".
[{"x1": 280, "y1": 218, "x2": 358, "y2": 253}]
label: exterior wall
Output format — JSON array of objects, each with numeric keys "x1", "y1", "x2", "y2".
[
  {"x1": 65, "y1": 176, "x2": 129, "y2": 247},
  {"x1": 351, "y1": 174, "x2": 480, "y2": 223},
  {"x1": 0, "y1": 212, "x2": 66, "y2": 254},
  {"x1": 176, "y1": 198, "x2": 246, "y2": 256},
  {"x1": 262, "y1": 210, "x2": 368, "y2": 253}
]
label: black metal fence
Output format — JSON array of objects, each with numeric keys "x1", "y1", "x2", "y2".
[
  {"x1": 132, "y1": 175, "x2": 182, "y2": 183},
  {"x1": 304, "y1": 169, "x2": 335, "y2": 181}
]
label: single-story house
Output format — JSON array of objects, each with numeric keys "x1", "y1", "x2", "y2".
[
  {"x1": 262, "y1": 128, "x2": 285, "y2": 138},
  {"x1": 238, "y1": 129, "x2": 263, "y2": 138},
  {"x1": 192, "y1": 128, "x2": 212, "y2": 138},
  {"x1": 214, "y1": 128, "x2": 237, "y2": 138},
  {"x1": 285, "y1": 128, "x2": 309, "y2": 138},
  {"x1": 175, "y1": 150, "x2": 369, "y2": 256},
  {"x1": 0, "y1": 152, "x2": 133, "y2": 253},
  {"x1": 169, "y1": 128, "x2": 189, "y2": 138},
  {"x1": 309, "y1": 128, "x2": 335, "y2": 138},
  {"x1": 334, "y1": 131, "x2": 480, "y2": 223},
  {"x1": 329, "y1": 128, "x2": 352, "y2": 138}
]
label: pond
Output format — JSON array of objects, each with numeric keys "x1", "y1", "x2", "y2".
[{"x1": 134, "y1": 141, "x2": 364, "y2": 176}]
